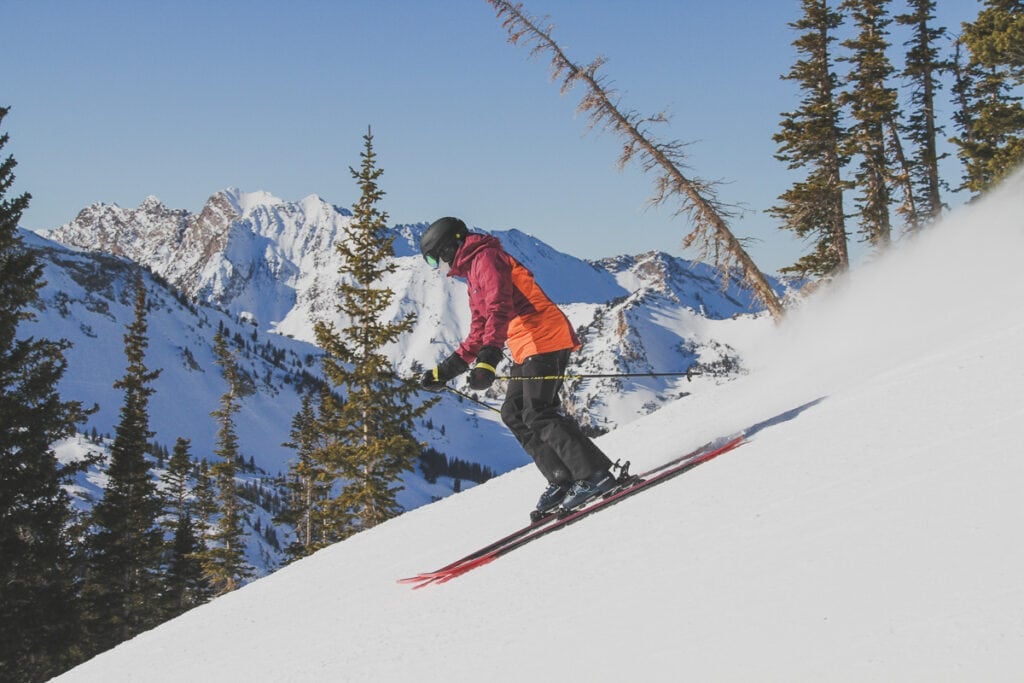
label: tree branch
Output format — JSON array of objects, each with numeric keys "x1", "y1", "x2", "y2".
[{"x1": 489, "y1": 0, "x2": 784, "y2": 319}]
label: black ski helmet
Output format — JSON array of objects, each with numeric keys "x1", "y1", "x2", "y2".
[{"x1": 420, "y1": 217, "x2": 468, "y2": 267}]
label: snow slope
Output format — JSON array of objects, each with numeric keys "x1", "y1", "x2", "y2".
[{"x1": 54, "y1": 172, "x2": 1024, "y2": 681}]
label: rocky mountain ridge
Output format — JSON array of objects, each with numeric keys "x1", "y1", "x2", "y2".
[{"x1": 47, "y1": 188, "x2": 776, "y2": 385}]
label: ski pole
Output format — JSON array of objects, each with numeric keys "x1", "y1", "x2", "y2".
[
  {"x1": 444, "y1": 386, "x2": 502, "y2": 413},
  {"x1": 496, "y1": 370, "x2": 697, "y2": 382},
  {"x1": 415, "y1": 369, "x2": 699, "y2": 412}
]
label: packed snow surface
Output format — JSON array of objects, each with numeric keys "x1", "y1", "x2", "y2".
[{"x1": 55, "y1": 173, "x2": 1024, "y2": 682}]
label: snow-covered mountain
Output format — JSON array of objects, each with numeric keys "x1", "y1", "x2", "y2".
[
  {"x1": 46, "y1": 190, "x2": 353, "y2": 337},
  {"x1": 29, "y1": 188, "x2": 780, "y2": 574},
  {"x1": 45, "y1": 187, "x2": 781, "y2": 431},
  {"x1": 50, "y1": 171, "x2": 1024, "y2": 682}
]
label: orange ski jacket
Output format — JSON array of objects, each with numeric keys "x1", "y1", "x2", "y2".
[{"x1": 448, "y1": 233, "x2": 580, "y2": 365}]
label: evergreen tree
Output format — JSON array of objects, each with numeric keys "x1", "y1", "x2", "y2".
[
  {"x1": 191, "y1": 459, "x2": 217, "y2": 541},
  {"x1": 962, "y1": 0, "x2": 1024, "y2": 79},
  {"x1": 311, "y1": 385, "x2": 360, "y2": 543},
  {"x1": 895, "y1": 0, "x2": 949, "y2": 225},
  {"x1": 952, "y1": 0, "x2": 1024, "y2": 194},
  {"x1": 162, "y1": 437, "x2": 193, "y2": 525},
  {"x1": 165, "y1": 512, "x2": 206, "y2": 615},
  {"x1": 0, "y1": 106, "x2": 91, "y2": 682},
  {"x1": 200, "y1": 331, "x2": 253, "y2": 594},
  {"x1": 83, "y1": 273, "x2": 165, "y2": 653},
  {"x1": 312, "y1": 128, "x2": 435, "y2": 538},
  {"x1": 771, "y1": 0, "x2": 851, "y2": 278},
  {"x1": 277, "y1": 391, "x2": 334, "y2": 558},
  {"x1": 160, "y1": 437, "x2": 209, "y2": 614},
  {"x1": 840, "y1": 0, "x2": 900, "y2": 248}
]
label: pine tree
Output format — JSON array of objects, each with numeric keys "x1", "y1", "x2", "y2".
[
  {"x1": 311, "y1": 385, "x2": 359, "y2": 543},
  {"x1": 0, "y1": 106, "x2": 91, "y2": 682},
  {"x1": 895, "y1": 0, "x2": 949, "y2": 225},
  {"x1": 962, "y1": 0, "x2": 1024, "y2": 79},
  {"x1": 191, "y1": 459, "x2": 217, "y2": 541},
  {"x1": 162, "y1": 437, "x2": 193, "y2": 526},
  {"x1": 840, "y1": 0, "x2": 900, "y2": 248},
  {"x1": 277, "y1": 391, "x2": 334, "y2": 558},
  {"x1": 200, "y1": 331, "x2": 253, "y2": 594},
  {"x1": 165, "y1": 512, "x2": 206, "y2": 615},
  {"x1": 160, "y1": 437, "x2": 209, "y2": 614},
  {"x1": 952, "y1": 0, "x2": 1024, "y2": 194},
  {"x1": 312, "y1": 128, "x2": 435, "y2": 538},
  {"x1": 82, "y1": 273, "x2": 165, "y2": 653},
  {"x1": 771, "y1": 0, "x2": 851, "y2": 278}
]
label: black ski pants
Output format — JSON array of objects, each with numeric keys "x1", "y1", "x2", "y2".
[{"x1": 500, "y1": 349, "x2": 613, "y2": 484}]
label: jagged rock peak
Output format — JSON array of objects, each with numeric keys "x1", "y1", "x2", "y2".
[
  {"x1": 140, "y1": 195, "x2": 166, "y2": 211},
  {"x1": 220, "y1": 187, "x2": 283, "y2": 215}
]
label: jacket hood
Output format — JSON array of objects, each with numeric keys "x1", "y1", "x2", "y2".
[{"x1": 447, "y1": 233, "x2": 502, "y2": 277}]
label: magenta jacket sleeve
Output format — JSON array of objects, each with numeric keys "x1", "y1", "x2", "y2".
[{"x1": 456, "y1": 246, "x2": 514, "y2": 362}]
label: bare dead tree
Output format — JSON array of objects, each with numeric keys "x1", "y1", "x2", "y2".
[{"x1": 488, "y1": 0, "x2": 784, "y2": 320}]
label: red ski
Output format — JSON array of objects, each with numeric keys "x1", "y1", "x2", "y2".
[{"x1": 399, "y1": 433, "x2": 746, "y2": 589}]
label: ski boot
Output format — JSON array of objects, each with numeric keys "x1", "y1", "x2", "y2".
[
  {"x1": 557, "y1": 469, "x2": 619, "y2": 513},
  {"x1": 530, "y1": 481, "x2": 570, "y2": 522}
]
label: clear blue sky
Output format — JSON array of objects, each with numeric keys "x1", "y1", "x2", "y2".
[{"x1": 4, "y1": 0, "x2": 981, "y2": 273}]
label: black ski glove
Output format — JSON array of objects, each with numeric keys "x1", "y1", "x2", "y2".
[
  {"x1": 468, "y1": 346, "x2": 503, "y2": 390},
  {"x1": 420, "y1": 352, "x2": 469, "y2": 392}
]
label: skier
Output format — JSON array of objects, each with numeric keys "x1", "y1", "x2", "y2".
[{"x1": 418, "y1": 216, "x2": 617, "y2": 516}]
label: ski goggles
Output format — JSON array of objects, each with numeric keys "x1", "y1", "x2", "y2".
[{"x1": 424, "y1": 252, "x2": 441, "y2": 269}]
